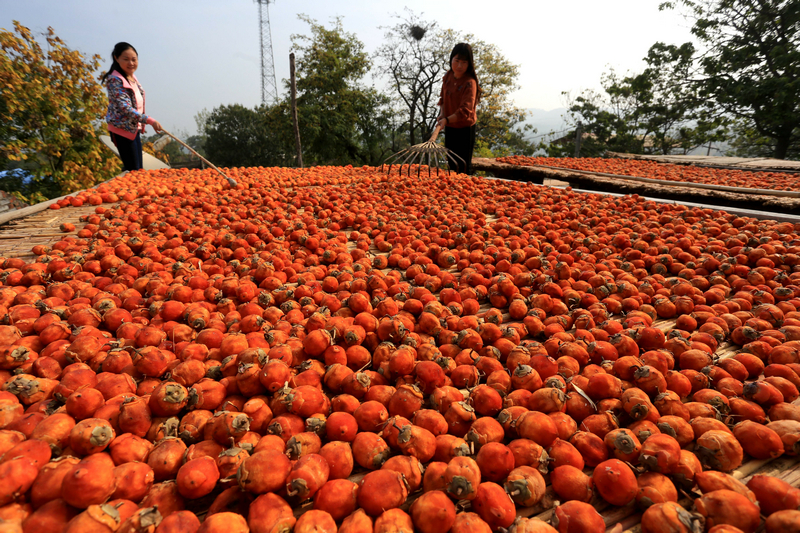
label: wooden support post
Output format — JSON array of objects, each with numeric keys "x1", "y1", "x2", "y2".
[
  {"x1": 290, "y1": 53, "x2": 303, "y2": 168},
  {"x1": 574, "y1": 121, "x2": 583, "y2": 158}
]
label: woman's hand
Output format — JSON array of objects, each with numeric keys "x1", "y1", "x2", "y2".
[
  {"x1": 429, "y1": 118, "x2": 446, "y2": 142},
  {"x1": 151, "y1": 120, "x2": 163, "y2": 133}
]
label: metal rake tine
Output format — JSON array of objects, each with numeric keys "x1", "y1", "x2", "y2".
[
  {"x1": 445, "y1": 151, "x2": 456, "y2": 175},
  {"x1": 383, "y1": 145, "x2": 421, "y2": 173},
  {"x1": 382, "y1": 150, "x2": 407, "y2": 176},
  {"x1": 446, "y1": 149, "x2": 467, "y2": 174},
  {"x1": 427, "y1": 151, "x2": 431, "y2": 178},
  {"x1": 432, "y1": 149, "x2": 440, "y2": 177},
  {"x1": 390, "y1": 149, "x2": 415, "y2": 178},
  {"x1": 382, "y1": 148, "x2": 410, "y2": 167},
  {"x1": 425, "y1": 149, "x2": 434, "y2": 177},
  {"x1": 423, "y1": 142, "x2": 440, "y2": 176},
  {"x1": 398, "y1": 148, "x2": 421, "y2": 172},
  {"x1": 413, "y1": 151, "x2": 428, "y2": 176},
  {"x1": 381, "y1": 154, "x2": 398, "y2": 176}
]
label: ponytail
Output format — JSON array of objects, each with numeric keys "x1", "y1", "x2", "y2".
[{"x1": 101, "y1": 42, "x2": 137, "y2": 83}]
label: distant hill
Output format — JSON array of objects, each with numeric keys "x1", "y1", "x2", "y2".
[{"x1": 520, "y1": 108, "x2": 571, "y2": 142}]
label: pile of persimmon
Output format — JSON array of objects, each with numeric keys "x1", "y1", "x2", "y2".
[
  {"x1": 498, "y1": 156, "x2": 800, "y2": 192},
  {"x1": 0, "y1": 164, "x2": 799, "y2": 533}
]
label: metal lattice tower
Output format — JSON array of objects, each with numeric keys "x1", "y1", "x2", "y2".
[{"x1": 256, "y1": 0, "x2": 278, "y2": 106}]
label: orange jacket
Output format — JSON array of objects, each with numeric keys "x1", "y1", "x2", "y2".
[{"x1": 438, "y1": 71, "x2": 477, "y2": 128}]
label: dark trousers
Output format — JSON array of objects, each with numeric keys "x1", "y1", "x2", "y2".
[
  {"x1": 110, "y1": 131, "x2": 143, "y2": 171},
  {"x1": 444, "y1": 124, "x2": 476, "y2": 175}
]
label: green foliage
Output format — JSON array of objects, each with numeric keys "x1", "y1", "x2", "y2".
[
  {"x1": 194, "y1": 108, "x2": 211, "y2": 137},
  {"x1": 204, "y1": 104, "x2": 258, "y2": 167},
  {"x1": 181, "y1": 135, "x2": 206, "y2": 159},
  {"x1": 375, "y1": 11, "x2": 534, "y2": 158},
  {"x1": 291, "y1": 15, "x2": 393, "y2": 166},
  {"x1": 727, "y1": 118, "x2": 800, "y2": 160},
  {"x1": 662, "y1": 0, "x2": 800, "y2": 159},
  {"x1": 187, "y1": 108, "x2": 210, "y2": 157},
  {"x1": 0, "y1": 169, "x2": 60, "y2": 204},
  {"x1": 204, "y1": 16, "x2": 395, "y2": 168},
  {"x1": 0, "y1": 21, "x2": 120, "y2": 203},
  {"x1": 204, "y1": 103, "x2": 293, "y2": 168},
  {"x1": 631, "y1": 42, "x2": 726, "y2": 155},
  {"x1": 463, "y1": 33, "x2": 535, "y2": 157},
  {"x1": 543, "y1": 76, "x2": 644, "y2": 158},
  {"x1": 542, "y1": 42, "x2": 724, "y2": 158},
  {"x1": 374, "y1": 10, "x2": 451, "y2": 147}
]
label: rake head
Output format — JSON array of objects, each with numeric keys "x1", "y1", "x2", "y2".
[{"x1": 382, "y1": 141, "x2": 466, "y2": 178}]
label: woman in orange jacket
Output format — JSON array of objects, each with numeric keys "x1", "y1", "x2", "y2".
[{"x1": 434, "y1": 43, "x2": 481, "y2": 175}]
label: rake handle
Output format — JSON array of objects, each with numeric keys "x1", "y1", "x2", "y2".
[
  {"x1": 160, "y1": 129, "x2": 237, "y2": 186},
  {"x1": 428, "y1": 123, "x2": 444, "y2": 143}
]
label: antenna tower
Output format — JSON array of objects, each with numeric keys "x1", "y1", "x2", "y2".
[{"x1": 256, "y1": 0, "x2": 278, "y2": 106}]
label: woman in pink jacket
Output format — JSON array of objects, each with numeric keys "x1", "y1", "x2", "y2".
[{"x1": 102, "y1": 42, "x2": 162, "y2": 171}]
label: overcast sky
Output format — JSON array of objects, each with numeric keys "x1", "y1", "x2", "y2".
[{"x1": 2, "y1": 0, "x2": 695, "y2": 136}]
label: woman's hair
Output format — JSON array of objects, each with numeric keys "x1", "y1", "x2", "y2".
[
  {"x1": 449, "y1": 43, "x2": 482, "y2": 104},
  {"x1": 101, "y1": 42, "x2": 137, "y2": 83}
]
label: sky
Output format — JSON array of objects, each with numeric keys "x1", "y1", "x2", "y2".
[{"x1": 2, "y1": 0, "x2": 696, "y2": 137}]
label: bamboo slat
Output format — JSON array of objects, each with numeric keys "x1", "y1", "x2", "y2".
[{"x1": 0, "y1": 202, "x2": 109, "y2": 262}]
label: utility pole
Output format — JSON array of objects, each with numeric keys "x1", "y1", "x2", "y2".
[
  {"x1": 290, "y1": 53, "x2": 303, "y2": 168},
  {"x1": 255, "y1": 0, "x2": 278, "y2": 106},
  {"x1": 574, "y1": 121, "x2": 583, "y2": 158}
]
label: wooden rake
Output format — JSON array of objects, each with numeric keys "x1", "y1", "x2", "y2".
[
  {"x1": 382, "y1": 123, "x2": 466, "y2": 177},
  {"x1": 155, "y1": 129, "x2": 238, "y2": 188}
]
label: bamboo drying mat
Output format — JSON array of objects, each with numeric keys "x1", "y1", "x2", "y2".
[{"x1": 0, "y1": 204, "x2": 108, "y2": 262}]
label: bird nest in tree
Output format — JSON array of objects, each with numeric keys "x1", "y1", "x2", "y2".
[{"x1": 409, "y1": 25, "x2": 426, "y2": 41}]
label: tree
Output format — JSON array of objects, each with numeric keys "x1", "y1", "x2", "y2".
[
  {"x1": 204, "y1": 104, "x2": 284, "y2": 168},
  {"x1": 546, "y1": 71, "x2": 647, "y2": 158},
  {"x1": 185, "y1": 108, "x2": 211, "y2": 157},
  {"x1": 375, "y1": 13, "x2": 534, "y2": 158},
  {"x1": 543, "y1": 42, "x2": 725, "y2": 158},
  {"x1": 374, "y1": 10, "x2": 451, "y2": 147},
  {"x1": 628, "y1": 42, "x2": 726, "y2": 155},
  {"x1": 0, "y1": 22, "x2": 120, "y2": 203},
  {"x1": 0, "y1": 168, "x2": 58, "y2": 203},
  {"x1": 727, "y1": 118, "x2": 800, "y2": 160},
  {"x1": 290, "y1": 15, "x2": 393, "y2": 166},
  {"x1": 462, "y1": 34, "x2": 534, "y2": 157},
  {"x1": 661, "y1": 0, "x2": 800, "y2": 159}
]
